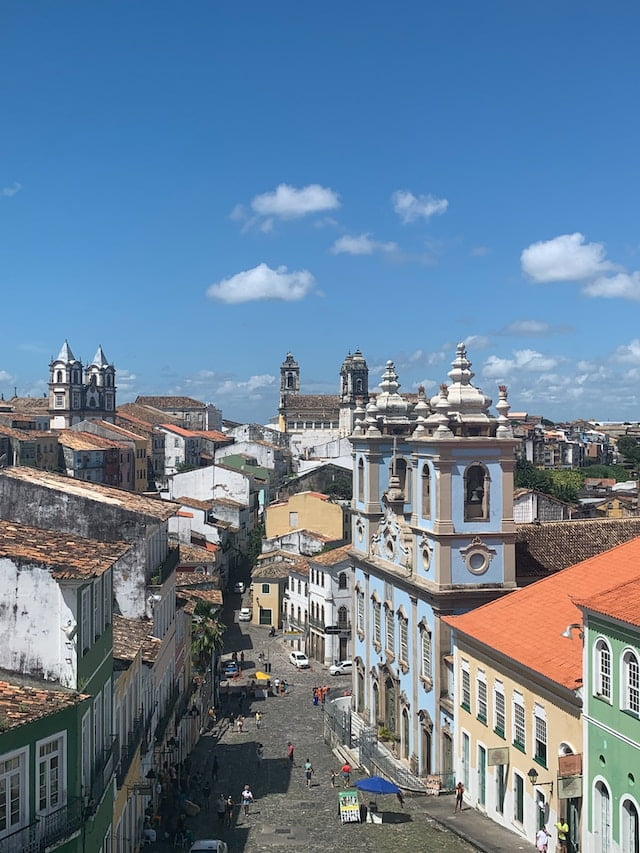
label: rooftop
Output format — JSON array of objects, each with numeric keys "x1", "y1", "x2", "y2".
[
  {"x1": 309, "y1": 544, "x2": 353, "y2": 566},
  {"x1": 576, "y1": 577, "x2": 640, "y2": 628},
  {"x1": 112, "y1": 615, "x2": 161, "y2": 665},
  {"x1": 0, "y1": 674, "x2": 87, "y2": 730},
  {"x1": 135, "y1": 395, "x2": 209, "y2": 410}
]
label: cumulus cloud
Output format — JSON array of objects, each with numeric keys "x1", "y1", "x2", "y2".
[
  {"x1": 330, "y1": 233, "x2": 397, "y2": 255},
  {"x1": 483, "y1": 349, "x2": 558, "y2": 379},
  {"x1": 252, "y1": 183, "x2": 339, "y2": 218},
  {"x1": 1, "y1": 182, "x2": 21, "y2": 197},
  {"x1": 583, "y1": 272, "x2": 640, "y2": 301},
  {"x1": 392, "y1": 190, "x2": 448, "y2": 223},
  {"x1": 463, "y1": 335, "x2": 490, "y2": 350},
  {"x1": 206, "y1": 263, "x2": 315, "y2": 304},
  {"x1": 521, "y1": 232, "x2": 615, "y2": 283},
  {"x1": 215, "y1": 374, "x2": 276, "y2": 396},
  {"x1": 613, "y1": 339, "x2": 640, "y2": 364}
]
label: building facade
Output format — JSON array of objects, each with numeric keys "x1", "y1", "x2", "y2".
[{"x1": 49, "y1": 341, "x2": 116, "y2": 428}]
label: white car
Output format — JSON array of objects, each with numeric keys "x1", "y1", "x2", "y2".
[
  {"x1": 329, "y1": 660, "x2": 353, "y2": 676},
  {"x1": 238, "y1": 607, "x2": 251, "y2": 622},
  {"x1": 189, "y1": 842, "x2": 228, "y2": 853},
  {"x1": 289, "y1": 651, "x2": 310, "y2": 669},
  {"x1": 233, "y1": 581, "x2": 245, "y2": 594}
]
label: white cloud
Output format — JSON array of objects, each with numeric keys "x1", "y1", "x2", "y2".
[
  {"x1": 463, "y1": 335, "x2": 490, "y2": 350},
  {"x1": 251, "y1": 183, "x2": 340, "y2": 219},
  {"x1": 503, "y1": 320, "x2": 552, "y2": 336},
  {"x1": 206, "y1": 262, "x2": 315, "y2": 304},
  {"x1": 1, "y1": 182, "x2": 21, "y2": 197},
  {"x1": 521, "y1": 232, "x2": 615, "y2": 283},
  {"x1": 392, "y1": 190, "x2": 448, "y2": 223},
  {"x1": 0, "y1": 369, "x2": 12, "y2": 382},
  {"x1": 583, "y1": 272, "x2": 640, "y2": 301},
  {"x1": 330, "y1": 233, "x2": 398, "y2": 255},
  {"x1": 483, "y1": 349, "x2": 558, "y2": 378},
  {"x1": 613, "y1": 339, "x2": 640, "y2": 364},
  {"x1": 215, "y1": 374, "x2": 276, "y2": 396}
]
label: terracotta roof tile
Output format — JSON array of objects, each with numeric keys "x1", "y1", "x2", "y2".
[
  {"x1": 445, "y1": 535, "x2": 640, "y2": 690},
  {"x1": 309, "y1": 544, "x2": 353, "y2": 565},
  {"x1": 117, "y1": 403, "x2": 182, "y2": 426},
  {"x1": 58, "y1": 430, "x2": 122, "y2": 451},
  {"x1": 0, "y1": 676, "x2": 88, "y2": 730},
  {"x1": 575, "y1": 577, "x2": 640, "y2": 627},
  {"x1": 160, "y1": 424, "x2": 201, "y2": 438},
  {"x1": 135, "y1": 396, "x2": 208, "y2": 410},
  {"x1": 180, "y1": 588, "x2": 223, "y2": 613},
  {"x1": 112, "y1": 615, "x2": 161, "y2": 665},
  {"x1": 0, "y1": 519, "x2": 129, "y2": 579}
]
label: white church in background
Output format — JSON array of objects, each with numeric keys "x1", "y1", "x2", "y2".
[{"x1": 48, "y1": 340, "x2": 117, "y2": 429}]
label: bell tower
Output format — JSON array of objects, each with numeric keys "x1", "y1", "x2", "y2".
[
  {"x1": 339, "y1": 348, "x2": 369, "y2": 436},
  {"x1": 278, "y1": 352, "x2": 300, "y2": 431},
  {"x1": 49, "y1": 340, "x2": 84, "y2": 428}
]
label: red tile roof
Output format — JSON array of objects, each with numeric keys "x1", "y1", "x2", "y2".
[
  {"x1": 0, "y1": 678, "x2": 88, "y2": 729},
  {"x1": 576, "y1": 577, "x2": 640, "y2": 627},
  {"x1": 445, "y1": 535, "x2": 640, "y2": 690}
]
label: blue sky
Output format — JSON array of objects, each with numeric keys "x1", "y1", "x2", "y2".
[{"x1": 2, "y1": 2, "x2": 640, "y2": 425}]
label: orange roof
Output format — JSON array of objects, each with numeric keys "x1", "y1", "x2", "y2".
[
  {"x1": 576, "y1": 577, "x2": 640, "y2": 628},
  {"x1": 160, "y1": 423, "x2": 201, "y2": 438},
  {"x1": 444, "y1": 535, "x2": 640, "y2": 690}
]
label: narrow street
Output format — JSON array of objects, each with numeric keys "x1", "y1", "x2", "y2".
[{"x1": 153, "y1": 595, "x2": 474, "y2": 853}]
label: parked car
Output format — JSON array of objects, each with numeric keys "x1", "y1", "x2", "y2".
[
  {"x1": 238, "y1": 607, "x2": 251, "y2": 622},
  {"x1": 223, "y1": 660, "x2": 239, "y2": 677},
  {"x1": 233, "y1": 581, "x2": 245, "y2": 594},
  {"x1": 329, "y1": 660, "x2": 353, "y2": 676},
  {"x1": 289, "y1": 651, "x2": 310, "y2": 669},
  {"x1": 189, "y1": 842, "x2": 228, "y2": 853}
]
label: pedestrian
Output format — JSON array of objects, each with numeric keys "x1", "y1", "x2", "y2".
[
  {"x1": 216, "y1": 793, "x2": 225, "y2": 824},
  {"x1": 304, "y1": 759, "x2": 314, "y2": 787},
  {"x1": 224, "y1": 794, "x2": 234, "y2": 827},
  {"x1": 274, "y1": 677, "x2": 280, "y2": 693},
  {"x1": 396, "y1": 790, "x2": 405, "y2": 809},
  {"x1": 287, "y1": 741, "x2": 295, "y2": 765},
  {"x1": 454, "y1": 781, "x2": 465, "y2": 812},
  {"x1": 240, "y1": 651, "x2": 245, "y2": 670},
  {"x1": 255, "y1": 710, "x2": 262, "y2": 729},
  {"x1": 202, "y1": 780, "x2": 211, "y2": 811},
  {"x1": 312, "y1": 687, "x2": 319, "y2": 706},
  {"x1": 211, "y1": 755, "x2": 219, "y2": 781},
  {"x1": 241, "y1": 784, "x2": 254, "y2": 816},
  {"x1": 341, "y1": 762, "x2": 351, "y2": 787},
  {"x1": 555, "y1": 817, "x2": 569, "y2": 852},
  {"x1": 330, "y1": 770, "x2": 336, "y2": 788},
  {"x1": 536, "y1": 825, "x2": 551, "y2": 852}
]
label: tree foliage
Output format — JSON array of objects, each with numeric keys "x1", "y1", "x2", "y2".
[
  {"x1": 617, "y1": 436, "x2": 640, "y2": 473},
  {"x1": 246, "y1": 524, "x2": 264, "y2": 567},
  {"x1": 582, "y1": 462, "x2": 630, "y2": 482},
  {"x1": 515, "y1": 459, "x2": 584, "y2": 504},
  {"x1": 191, "y1": 603, "x2": 226, "y2": 671}
]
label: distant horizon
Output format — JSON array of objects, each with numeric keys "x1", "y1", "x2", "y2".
[{"x1": 3, "y1": 4, "x2": 640, "y2": 425}]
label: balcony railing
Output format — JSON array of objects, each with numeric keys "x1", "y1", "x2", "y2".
[
  {"x1": 154, "y1": 685, "x2": 180, "y2": 744},
  {"x1": 116, "y1": 712, "x2": 144, "y2": 786},
  {"x1": 2, "y1": 800, "x2": 84, "y2": 853}
]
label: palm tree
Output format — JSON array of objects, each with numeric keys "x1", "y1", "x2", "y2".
[{"x1": 191, "y1": 603, "x2": 226, "y2": 672}]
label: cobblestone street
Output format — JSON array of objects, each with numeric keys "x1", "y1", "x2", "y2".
[{"x1": 154, "y1": 606, "x2": 475, "y2": 853}]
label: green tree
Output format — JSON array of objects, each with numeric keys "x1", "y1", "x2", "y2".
[
  {"x1": 546, "y1": 469, "x2": 585, "y2": 504},
  {"x1": 514, "y1": 459, "x2": 553, "y2": 494},
  {"x1": 191, "y1": 603, "x2": 226, "y2": 672},
  {"x1": 246, "y1": 524, "x2": 264, "y2": 567},
  {"x1": 617, "y1": 436, "x2": 640, "y2": 475},
  {"x1": 582, "y1": 462, "x2": 630, "y2": 482}
]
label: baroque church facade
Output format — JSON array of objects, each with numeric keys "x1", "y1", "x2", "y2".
[
  {"x1": 349, "y1": 344, "x2": 517, "y2": 780},
  {"x1": 48, "y1": 340, "x2": 116, "y2": 428},
  {"x1": 277, "y1": 349, "x2": 370, "y2": 449}
]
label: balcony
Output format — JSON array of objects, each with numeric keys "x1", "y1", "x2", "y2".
[
  {"x1": 154, "y1": 685, "x2": 180, "y2": 744},
  {"x1": 3, "y1": 801, "x2": 84, "y2": 853}
]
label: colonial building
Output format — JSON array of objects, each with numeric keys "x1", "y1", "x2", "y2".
[
  {"x1": 349, "y1": 344, "x2": 517, "y2": 781},
  {"x1": 277, "y1": 349, "x2": 370, "y2": 451},
  {"x1": 49, "y1": 341, "x2": 116, "y2": 428}
]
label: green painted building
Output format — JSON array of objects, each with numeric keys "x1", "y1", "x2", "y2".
[{"x1": 578, "y1": 576, "x2": 640, "y2": 853}]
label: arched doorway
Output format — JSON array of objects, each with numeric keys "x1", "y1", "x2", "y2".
[
  {"x1": 384, "y1": 677, "x2": 396, "y2": 734},
  {"x1": 594, "y1": 781, "x2": 611, "y2": 853},
  {"x1": 622, "y1": 799, "x2": 639, "y2": 853},
  {"x1": 402, "y1": 708, "x2": 410, "y2": 759}
]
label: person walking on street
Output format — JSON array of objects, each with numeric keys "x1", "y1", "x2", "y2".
[
  {"x1": 241, "y1": 784, "x2": 254, "y2": 816},
  {"x1": 216, "y1": 794, "x2": 225, "y2": 825},
  {"x1": 240, "y1": 651, "x2": 245, "y2": 670},
  {"x1": 330, "y1": 770, "x2": 336, "y2": 788},
  {"x1": 455, "y1": 781, "x2": 465, "y2": 812},
  {"x1": 341, "y1": 762, "x2": 351, "y2": 787},
  {"x1": 304, "y1": 759, "x2": 314, "y2": 788},
  {"x1": 255, "y1": 710, "x2": 262, "y2": 730},
  {"x1": 536, "y1": 825, "x2": 550, "y2": 852},
  {"x1": 287, "y1": 741, "x2": 295, "y2": 765},
  {"x1": 201, "y1": 780, "x2": 211, "y2": 811},
  {"x1": 224, "y1": 794, "x2": 234, "y2": 827}
]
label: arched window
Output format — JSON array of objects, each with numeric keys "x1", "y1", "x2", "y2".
[
  {"x1": 338, "y1": 606, "x2": 348, "y2": 628},
  {"x1": 421, "y1": 464, "x2": 431, "y2": 519},
  {"x1": 338, "y1": 572, "x2": 347, "y2": 590},
  {"x1": 393, "y1": 458, "x2": 410, "y2": 501},
  {"x1": 402, "y1": 708, "x2": 410, "y2": 759},
  {"x1": 355, "y1": 378, "x2": 363, "y2": 393},
  {"x1": 595, "y1": 638, "x2": 612, "y2": 699},
  {"x1": 286, "y1": 372, "x2": 294, "y2": 389},
  {"x1": 321, "y1": 605, "x2": 325, "y2": 624},
  {"x1": 56, "y1": 370, "x2": 62, "y2": 383},
  {"x1": 357, "y1": 668, "x2": 365, "y2": 712},
  {"x1": 297, "y1": 606, "x2": 301, "y2": 624},
  {"x1": 623, "y1": 650, "x2": 640, "y2": 714},
  {"x1": 421, "y1": 629, "x2": 432, "y2": 682},
  {"x1": 372, "y1": 682, "x2": 380, "y2": 724},
  {"x1": 357, "y1": 458, "x2": 364, "y2": 502},
  {"x1": 464, "y1": 463, "x2": 489, "y2": 521},
  {"x1": 622, "y1": 798, "x2": 639, "y2": 853}
]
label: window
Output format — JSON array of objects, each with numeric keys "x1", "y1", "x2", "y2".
[
  {"x1": 513, "y1": 693, "x2": 525, "y2": 751},
  {"x1": 534, "y1": 706, "x2": 547, "y2": 766},
  {"x1": 621, "y1": 798, "x2": 639, "y2": 853},
  {"x1": 0, "y1": 750, "x2": 26, "y2": 837},
  {"x1": 461, "y1": 664, "x2": 471, "y2": 712},
  {"x1": 477, "y1": 673, "x2": 487, "y2": 724},
  {"x1": 494, "y1": 683, "x2": 505, "y2": 738},
  {"x1": 398, "y1": 615, "x2": 408, "y2": 665},
  {"x1": 462, "y1": 732, "x2": 470, "y2": 788},
  {"x1": 356, "y1": 590, "x2": 364, "y2": 634},
  {"x1": 357, "y1": 458, "x2": 364, "y2": 502},
  {"x1": 373, "y1": 601, "x2": 381, "y2": 646},
  {"x1": 595, "y1": 638, "x2": 612, "y2": 699},
  {"x1": 261, "y1": 583, "x2": 270, "y2": 594},
  {"x1": 93, "y1": 578, "x2": 102, "y2": 641},
  {"x1": 81, "y1": 587, "x2": 91, "y2": 654},
  {"x1": 421, "y1": 629, "x2": 432, "y2": 681},
  {"x1": 514, "y1": 772, "x2": 524, "y2": 824},
  {"x1": 37, "y1": 734, "x2": 64, "y2": 814},
  {"x1": 289, "y1": 512, "x2": 298, "y2": 528},
  {"x1": 55, "y1": 394, "x2": 64, "y2": 408},
  {"x1": 385, "y1": 606, "x2": 395, "y2": 654},
  {"x1": 297, "y1": 580, "x2": 301, "y2": 594},
  {"x1": 464, "y1": 463, "x2": 489, "y2": 521},
  {"x1": 338, "y1": 606, "x2": 348, "y2": 628},
  {"x1": 338, "y1": 572, "x2": 347, "y2": 590},
  {"x1": 421, "y1": 464, "x2": 431, "y2": 518},
  {"x1": 623, "y1": 649, "x2": 640, "y2": 715}
]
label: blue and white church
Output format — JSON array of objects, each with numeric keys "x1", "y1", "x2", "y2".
[{"x1": 349, "y1": 343, "x2": 517, "y2": 780}]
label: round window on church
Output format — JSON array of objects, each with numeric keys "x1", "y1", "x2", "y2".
[
  {"x1": 385, "y1": 537, "x2": 395, "y2": 559},
  {"x1": 421, "y1": 544, "x2": 431, "y2": 570},
  {"x1": 467, "y1": 551, "x2": 488, "y2": 574}
]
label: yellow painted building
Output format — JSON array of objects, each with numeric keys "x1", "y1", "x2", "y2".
[
  {"x1": 251, "y1": 552, "x2": 307, "y2": 628},
  {"x1": 265, "y1": 490, "x2": 349, "y2": 542}
]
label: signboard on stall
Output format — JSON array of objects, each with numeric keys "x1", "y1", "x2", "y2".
[{"x1": 338, "y1": 789, "x2": 361, "y2": 823}]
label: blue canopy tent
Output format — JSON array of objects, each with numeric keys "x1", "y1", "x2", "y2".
[{"x1": 354, "y1": 776, "x2": 400, "y2": 795}]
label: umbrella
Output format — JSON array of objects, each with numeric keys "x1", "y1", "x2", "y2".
[
  {"x1": 354, "y1": 775, "x2": 400, "y2": 795},
  {"x1": 254, "y1": 671, "x2": 271, "y2": 680}
]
